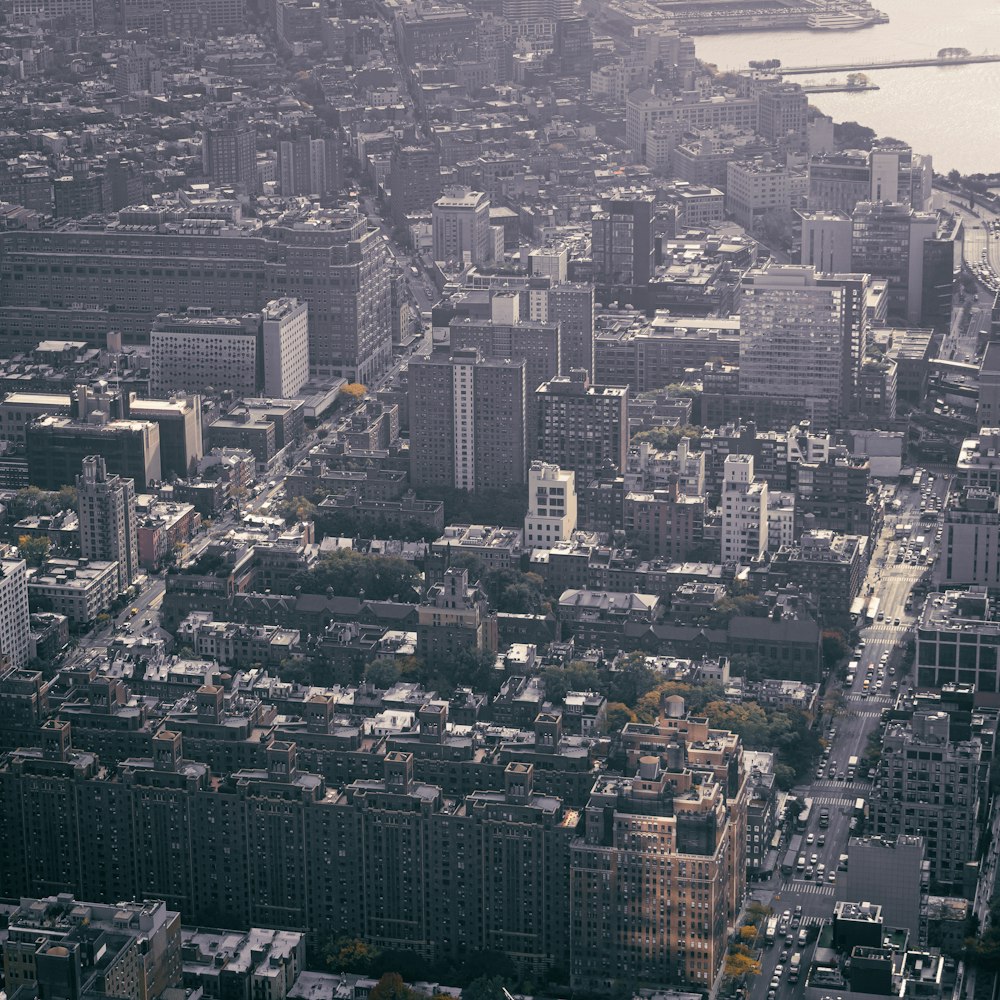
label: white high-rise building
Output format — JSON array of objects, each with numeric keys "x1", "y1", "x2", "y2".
[
  {"x1": 524, "y1": 461, "x2": 577, "y2": 546},
  {"x1": 721, "y1": 454, "x2": 768, "y2": 564},
  {"x1": 261, "y1": 298, "x2": 310, "y2": 398},
  {"x1": 0, "y1": 557, "x2": 30, "y2": 668},
  {"x1": 432, "y1": 187, "x2": 491, "y2": 265},
  {"x1": 77, "y1": 454, "x2": 138, "y2": 593}
]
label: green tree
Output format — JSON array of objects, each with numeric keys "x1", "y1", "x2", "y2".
[
  {"x1": 369, "y1": 973, "x2": 417, "y2": 1000},
  {"x1": 605, "y1": 651, "x2": 658, "y2": 706},
  {"x1": 17, "y1": 534, "x2": 51, "y2": 567},
  {"x1": 365, "y1": 658, "x2": 402, "y2": 689},
  {"x1": 325, "y1": 936, "x2": 379, "y2": 973},
  {"x1": 462, "y1": 977, "x2": 509, "y2": 1000},
  {"x1": 606, "y1": 701, "x2": 636, "y2": 731},
  {"x1": 631, "y1": 424, "x2": 701, "y2": 451},
  {"x1": 277, "y1": 495, "x2": 318, "y2": 525},
  {"x1": 290, "y1": 550, "x2": 419, "y2": 601},
  {"x1": 723, "y1": 951, "x2": 761, "y2": 981},
  {"x1": 822, "y1": 628, "x2": 850, "y2": 671}
]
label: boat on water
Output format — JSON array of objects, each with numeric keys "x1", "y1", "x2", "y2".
[{"x1": 807, "y1": 10, "x2": 869, "y2": 28}]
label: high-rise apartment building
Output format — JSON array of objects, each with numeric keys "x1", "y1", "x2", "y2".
[
  {"x1": 27, "y1": 416, "x2": 161, "y2": 489},
  {"x1": 592, "y1": 191, "x2": 655, "y2": 290},
  {"x1": 808, "y1": 149, "x2": 871, "y2": 214},
  {"x1": 150, "y1": 308, "x2": 261, "y2": 398},
  {"x1": 800, "y1": 211, "x2": 853, "y2": 273},
  {"x1": 524, "y1": 461, "x2": 577, "y2": 546},
  {"x1": 740, "y1": 264, "x2": 865, "y2": 429},
  {"x1": 550, "y1": 282, "x2": 596, "y2": 375},
  {"x1": 114, "y1": 42, "x2": 163, "y2": 96},
  {"x1": 203, "y1": 115, "x2": 258, "y2": 192},
  {"x1": 274, "y1": 208, "x2": 392, "y2": 383},
  {"x1": 721, "y1": 454, "x2": 768, "y2": 564},
  {"x1": 870, "y1": 710, "x2": 985, "y2": 894},
  {"x1": 449, "y1": 293, "x2": 559, "y2": 449},
  {"x1": 851, "y1": 201, "x2": 939, "y2": 324},
  {"x1": 757, "y1": 83, "x2": 808, "y2": 147},
  {"x1": 11, "y1": 0, "x2": 94, "y2": 25},
  {"x1": 0, "y1": 557, "x2": 30, "y2": 669},
  {"x1": 277, "y1": 135, "x2": 334, "y2": 197},
  {"x1": 433, "y1": 187, "x2": 492, "y2": 265},
  {"x1": 77, "y1": 455, "x2": 138, "y2": 594},
  {"x1": 261, "y1": 298, "x2": 310, "y2": 398},
  {"x1": 119, "y1": 0, "x2": 245, "y2": 34},
  {"x1": 535, "y1": 370, "x2": 629, "y2": 485},
  {"x1": 389, "y1": 145, "x2": 442, "y2": 226},
  {"x1": 837, "y1": 836, "x2": 926, "y2": 943},
  {"x1": 409, "y1": 348, "x2": 526, "y2": 492}
]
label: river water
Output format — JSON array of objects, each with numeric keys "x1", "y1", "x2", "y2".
[{"x1": 693, "y1": 0, "x2": 1000, "y2": 174}]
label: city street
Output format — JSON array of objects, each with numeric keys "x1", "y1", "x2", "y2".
[{"x1": 745, "y1": 473, "x2": 944, "y2": 1000}]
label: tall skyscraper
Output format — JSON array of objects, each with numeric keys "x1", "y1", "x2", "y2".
[
  {"x1": 591, "y1": 191, "x2": 655, "y2": 291},
  {"x1": 409, "y1": 348, "x2": 526, "y2": 492},
  {"x1": 203, "y1": 115, "x2": 257, "y2": 192},
  {"x1": 739, "y1": 264, "x2": 864, "y2": 429},
  {"x1": 449, "y1": 292, "x2": 559, "y2": 452},
  {"x1": 0, "y1": 556, "x2": 30, "y2": 669},
  {"x1": 277, "y1": 134, "x2": 333, "y2": 197},
  {"x1": 77, "y1": 454, "x2": 138, "y2": 593},
  {"x1": 720, "y1": 454, "x2": 768, "y2": 564},
  {"x1": 550, "y1": 282, "x2": 596, "y2": 376},
  {"x1": 389, "y1": 145, "x2": 442, "y2": 226},
  {"x1": 272, "y1": 207, "x2": 393, "y2": 383},
  {"x1": 432, "y1": 187, "x2": 492, "y2": 265},
  {"x1": 261, "y1": 298, "x2": 310, "y2": 398},
  {"x1": 851, "y1": 200, "x2": 938, "y2": 323},
  {"x1": 535, "y1": 370, "x2": 629, "y2": 485}
]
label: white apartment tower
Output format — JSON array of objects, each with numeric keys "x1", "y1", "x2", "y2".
[
  {"x1": 261, "y1": 298, "x2": 310, "y2": 398},
  {"x1": 524, "y1": 461, "x2": 577, "y2": 546},
  {"x1": 432, "y1": 187, "x2": 492, "y2": 266},
  {"x1": 77, "y1": 454, "x2": 138, "y2": 593},
  {"x1": 721, "y1": 454, "x2": 768, "y2": 564},
  {"x1": 0, "y1": 557, "x2": 30, "y2": 668}
]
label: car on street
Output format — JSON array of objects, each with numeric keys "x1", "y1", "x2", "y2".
[
  {"x1": 828, "y1": 871, "x2": 837, "y2": 882},
  {"x1": 810, "y1": 854, "x2": 818, "y2": 864},
  {"x1": 817, "y1": 834, "x2": 825, "y2": 846},
  {"x1": 806, "y1": 833, "x2": 814, "y2": 844},
  {"x1": 838, "y1": 770, "x2": 846, "y2": 780},
  {"x1": 794, "y1": 905, "x2": 802, "y2": 916},
  {"x1": 804, "y1": 866, "x2": 814, "y2": 879}
]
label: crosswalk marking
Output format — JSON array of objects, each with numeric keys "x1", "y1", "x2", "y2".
[
  {"x1": 801, "y1": 914, "x2": 827, "y2": 927},
  {"x1": 787, "y1": 880, "x2": 836, "y2": 895},
  {"x1": 810, "y1": 793, "x2": 859, "y2": 804},
  {"x1": 810, "y1": 782, "x2": 872, "y2": 794}
]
